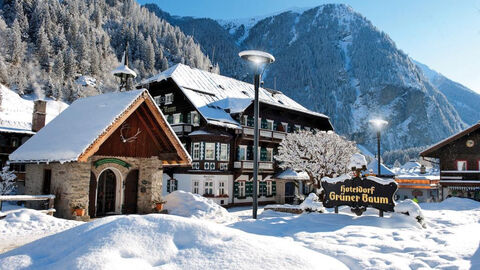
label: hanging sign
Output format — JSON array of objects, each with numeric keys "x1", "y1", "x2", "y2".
[
  {"x1": 94, "y1": 158, "x2": 131, "y2": 169},
  {"x1": 321, "y1": 175, "x2": 398, "y2": 214}
]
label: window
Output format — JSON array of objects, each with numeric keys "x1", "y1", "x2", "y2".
[
  {"x1": 168, "y1": 179, "x2": 177, "y2": 193},
  {"x1": 238, "y1": 181, "x2": 245, "y2": 197},
  {"x1": 266, "y1": 148, "x2": 273, "y2": 162},
  {"x1": 190, "y1": 111, "x2": 200, "y2": 126},
  {"x1": 192, "y1": 143, "x2": 200, "y2": 160},
  {"x1": 219, "y1": 163, "x2": 228, "y2": 170},
  {"x1": 43, "y1": 169, "x2": 51, "y2": 195},
  {"x1": 219, "y1": 181, "x2": 226, "y2": 195},
  {"x1": 173, "y1": 113, "x2": 182, "y2": 124},
  {"x1": 191, "y1": 162, "x2": 200, "y2": 170},
  {"x1": 266, "y1": 181, "x2": 273, "y2": 196},
  {"x1": 266, "y1": 120, "x2": 274, "y2": 131},
  {"x1": 294, "y1": 124, "x2": 301, "y2": 132},
  {"x1": 165, "y1": 93, "x2": 174, "y2": 105},
  {"x1": 243, "y1": 115, "x2": 249, "y2": 126},
  {"x1": 238, "y1": 146, "x2": 247, "y2": 161},
  {"x1": 281, "y1": 122, "x2": 288, "y2": 132},
  {"x1": 205, "y1": 143, "x2": 215, "y2": 160},
  {"x1": 456, "y1": 160, "x2": 467, "y2": 171},
  {"x1": 219, "y1": 143, "x2": 229, "y2": 161},
  {"x1": 205, "y1": 181, "x2": 213, "y2": 195},
  {"x1": 154, "y1": 96, "x2": 161, "y2": 106},
  {"x1": 193, "y1": 181, "x2": 199, "y2": 194},
  {"x1": 204, "y1": 162, "x2": 215, "y2": 170}
]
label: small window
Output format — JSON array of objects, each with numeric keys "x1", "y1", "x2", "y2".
[
  {"x1": 219, "y1": 181, "x2": 226, "y2": 195},
  {"x1": 204, "y1": 181, "x2": 213, "y2": 195},
  {"x1": 173, "y1": 113, "x2": 182, "y2": 124},
  {"x1": 205, "y1": 143, "x2": 215, "y2": 160},
  {"x1": 10, "y1": 137, "x2": 19, "y2": 148},
  {"x1": 190, "y1": 111, "x2": 200, "y2": 126},
  {"x1": 220, "y1": 143, "x2": 229, "y2": 161},
  {"x1": 165, "y1": 93, "x2": 174, "y2": 105},
  {"x1": 243, "y1": 115, "x2": 248, "y2": 126},
  {"x1": 266, "y1": 181, "x2": 273, "y2": 196},
  {"x1": 154, "y1": 96, "x2": 161, "y2": 106},
  {"x1": 168, "y1": 179, "x2": 177, "y2": 193},
  {"x1": 266, "y1": 120, "x2": 274, "y2": 131},
  {"x1": 281, "y1": 122, "x2": 288, "y2": 132},
  {"x1": 193, "y1": 181, "x2": 199, "y2": 194},
  {"x1": 238, "y1": 145, "x2": 247, "y2": 161},
  {"x1": 266, "y1": 148, "x2": 273, "y2": 162},
  {"x1": 43, "y1": 169, "x2": 52, "y2": 195},
  {"x1": 192, "y1": 143, "x2": 200, "y2": 160},
  {"x1": 456, "y1": 160, "x2": 467, "y2": 171},
  {"x1": 294, "y1": 124, "x2": 301, "y2": 132},
  {"x1": 238, "y1": 181, "x2": 245, "y2": 197}
]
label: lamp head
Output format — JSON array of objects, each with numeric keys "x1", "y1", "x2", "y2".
[
  {"x1": 369, "y1": 119, "x2": 388, "y2": 130},
  {"x1": 239, "y1": 50, "x2": 275, "y2": 65}
]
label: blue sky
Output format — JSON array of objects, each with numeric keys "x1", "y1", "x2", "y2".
[{"x1": 140, "y1": 0, "x2": 480, "y2": 93}]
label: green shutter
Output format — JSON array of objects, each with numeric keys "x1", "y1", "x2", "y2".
[
  {"x1": 227, "y1": 144, "x2": 230, "y2": 161},
  {"x1": 174, "y1": 179, "x2": 178, "y2": 191},
  {"x1": 260, "y1": 147, "x2": 267, "y2": 161},
  {"x1": 273, "y1": 121, "x2": 278, "y2": 131},
  {"x1": 167, "y1": 115, "x2": 173, "y2": 124},
  {"x1": 180, "y1": 113, "x2": 184, "y2": 123},
  {"x1": 272, "y1": 181, "x2": 277, "y2": 196},
  {"x1": 246, "y1": 181, "x2": 253, "y2": 197},
  {"x1": 215, "y1": 143, "x2": 219, "y2": 160},
  {"x1": 261, "y1": 118, "x2": 267, "y2": 129},
  {"x1": 187, "y1": 112, "x2": 191, "y2": 124},
  {"x1": 200, "y1": 142, "x2": 205, "y2": 160},
  {"x1": 167, "y1": 179, "x2": 171, "y2": 193},
  {"x1": 260, "y1": 182, "x2": 266, "y2": 196},
  {"x1": 247, "y1": 145, "x2": 253, "y2": 160},
  {"x1": 234, "y1": 181, "x2": 239, "y2": 197},
  {"x1": 247, "y1": 116, "x2": 254, "y2": 127}
]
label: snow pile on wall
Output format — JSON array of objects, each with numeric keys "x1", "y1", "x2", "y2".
[
  {"x1": 164, "y1": 191, "x2": 236, "y2": 223},
  {"x1": 395, "y1": 199, "x2": 425, "y2": 227},
  {"x1": 300, "y1": 193, "x2": 325, "y2": 212},
  {"x1": 0, "y1": 214, "x2": 348, "y2": 270},
  {"x1": 348, "y1": 153, "x2": 367, "y2": 170}
]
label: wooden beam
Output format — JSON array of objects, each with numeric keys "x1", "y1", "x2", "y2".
[
  {"x1": 134, "y1": 110, "x2": 163, "y2": 150},
  {"x1": 138, "y1": 104, "x2": 171, "y2": 149},
  {"x1": 78, "y1": 95, "x2": 145, "y2": 162}
]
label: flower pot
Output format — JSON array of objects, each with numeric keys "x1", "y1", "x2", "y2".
[
  {"x1": 74, "y1": 208, "x2": 85, "y2": 216},
  {"x1": 155, "y1": 203, "x2": 164, "y2": 211}
]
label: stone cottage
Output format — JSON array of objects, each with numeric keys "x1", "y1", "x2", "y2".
[{"x1": 9, "y1": 89, "x2": 191, "y2": 219}]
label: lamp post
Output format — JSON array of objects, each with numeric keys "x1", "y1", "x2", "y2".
[
  {"x1": 369, "y1": 119, "x2": 388, "y2": 177},
  {"x1": 239, "y1": 50, "x2": 275, "y2": 219}
]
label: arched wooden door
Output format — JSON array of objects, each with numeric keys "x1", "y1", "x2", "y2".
[
  {"x1": 96, "y1": 169, "x2": 116, "y2": 216},
  {"x1": 123, "y1": 169, "x2": 139, "y2": 214},
  {"x1": 88, "y1": 172, "x2": 97, "y2": 218}
]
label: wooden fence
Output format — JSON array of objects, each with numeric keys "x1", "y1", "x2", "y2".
[{"x1": 0, "y1": 195, "x2": 55, "y2": 215}]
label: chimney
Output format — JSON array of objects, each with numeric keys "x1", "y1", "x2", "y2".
[{"x1": 32, "y1": 100, "x2": 47, "y2": 132}]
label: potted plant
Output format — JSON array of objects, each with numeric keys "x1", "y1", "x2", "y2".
[{"x1": 72, "y1": 204, "x2": 86, "y2": 216}]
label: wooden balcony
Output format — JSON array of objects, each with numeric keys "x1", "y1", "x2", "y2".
[
  {"x1": 170, "y1": 123, "x2": 193, "y2": 136},
  {"x1": 441, "y1": 170, "x2": 480, "y2": 181},
  {"x1": 234, "y1": 160, "x2": 274, "y2": 172},
  {"x1": 236, "y1": 126, "x2": 286, "y2": 141}
]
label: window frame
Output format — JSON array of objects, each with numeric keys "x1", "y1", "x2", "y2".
[
  {"x1": 205, "y1": 142, "x2": 215, "y2": 160},
  {"x1": 238, "y1": 145, "x2": 247, "y2": 161},
  {"x1": 204, "y1": 181, "x2": 213, "y2": 195},
  {"x1": 266, "y1": 181, "x2": 272, "y2": 196},
  {"x1": 219, "y1": 143, "x2": 229, "y2": 161},
  {"x1": 165, "y1": 93, "x2": 174, "y2": 105},
  {"x1": 456, "y1": 160, "x2": 468, "y2": 171},
  {"x1": 193, "y1": 181, "x2": 199, "y2": 194},
  {"x1": 238, "y1": 181, "x2": 245, "y2": 197},
  {"x1": 192, "y1": 142, "x2": 200, "y2": 160},
  {"x1": 190, "y1": 111, "x2": 200, "y2": 126},
  {"x1": 266, "y1": 119, "x2": 274, "y2": 131},
  {"x1": 218, "y1": 181, "x2": 226, "y2": 195},
  {"x1": 173, "y1": 113, "x2": 182, "y2": 124}
]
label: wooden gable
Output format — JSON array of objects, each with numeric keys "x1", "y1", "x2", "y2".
[{"x1": 77, "y1": 91, "x2": 191, "y2": 166}]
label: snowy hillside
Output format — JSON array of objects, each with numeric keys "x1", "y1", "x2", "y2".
[
  {"x1": 145, "y1": 4, "x2": 467, "y2": 152},
  {"x1": 415, "y1": 60, "x2": 480, "y2": 125}
]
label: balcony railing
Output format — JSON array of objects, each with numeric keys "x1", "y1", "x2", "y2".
[
  {"x1": 237, "y1": 126, "x2": 286, "y2": 140},
  {"x1": 170, "y1": 123, "x2": 192, "y2": 136},
  {"x1": 234, "y1": 160, "x2": 274, "y2": 171},
  {"x1": 441, "y1": 170, "x2": 480, "y2": 181}
]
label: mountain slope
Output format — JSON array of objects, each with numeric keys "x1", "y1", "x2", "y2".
[
  {"x1": 146, "y1": 4, "x2": 466, "y2": 152},
  {"x1": 0, "y1": 0, "x2": 211, "y2": 101},
  {"x1": 415, "y1": 61, "x2": 480, "y2": 125}
]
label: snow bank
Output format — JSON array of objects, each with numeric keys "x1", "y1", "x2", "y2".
[
  {"x1": 300, "y1": 193, "x2": 325, "y2": 212},
  {"x1": 420, "y1": 197, "x2": 480, "y2": 211},
  {"x1": 0, "y1": 214, "x2": 348, "y2": 270},
  {"x1": 394, "y1": 199, "x2": 425, "y2": 227},
  {"x1": 164, "y1": 191, "x2": 236, "y2": 223},
  {"x1": 348, "y1": 153, "x2": 367, "y2": 169}
]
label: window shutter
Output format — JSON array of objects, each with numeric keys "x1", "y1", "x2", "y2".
[
  {"x1": 272, "y1": 181, "x2": 277, "y2": 195},
  {"x1": 200, "y1": 142, "x2": 205, "y2": 160},
  {"x1": 227, "y1": 144, "x2": 230, "y2": 161},
  {"x1": 167, "y1": 179, "x2": 171, "y2": 193},
  {"x1": 261, "y1": 118, "x2": 267, "y2": 129},
  {"x1": 273, "y1": 121, "x2": 278, "y2": 131},
  {"x1": 180, "y1": 113, "x2": 184, "y2": 123},
  {"x1": 216, "y1": 143, "x2": 220, "y2": 160},
  {"x1": 246, "y1": 181, "x2": 253, "y2": 197},
  {"x1": 167, "y1": 115, "x2": 173, "y2": 124},
  {"x1": 234, "y1": 181, "x2": 239, "y2": 197},
  {"x1": 247, "y1": 145, "x2": 253, "y2": 160},
  {"x1": 174, "y1": 180, "x2": 178, "y2": 191},
  {"x1": 187, "y1": 112, "x2": 192, "y2": 124},
  {"x1": 260, "y1": 147, "x2": 267, "y2": 161}
]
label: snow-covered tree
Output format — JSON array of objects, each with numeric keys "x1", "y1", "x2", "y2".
[
  {"x1": 0, "y1": 166, "x2": 17, "y2": 195},
  {"x1": 275, "y1": 130, "x2": 358, "y2": 186}
]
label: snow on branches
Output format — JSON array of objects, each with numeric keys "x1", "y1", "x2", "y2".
[
  {"x1": 0, "y1": 166, "x2": 17, "y2": 195},
  {"x1": 275, "y1": 130, "x2": 357, "y2": 185}
]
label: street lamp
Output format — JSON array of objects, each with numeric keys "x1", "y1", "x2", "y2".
[
  {"x1": 369, "y1": 119, "x2": 388, "y2": 177},
  {"x1": 239, "y1": 50, "x2": 275, "y2": 219}
]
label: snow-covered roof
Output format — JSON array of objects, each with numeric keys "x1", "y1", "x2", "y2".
[
  {"x1": 348, "y1": 153, "x2": 367, "y2": 169},
  {"x1": 112, "y1": 52, "x2": 137, "y2": 78},
  {"x1": 10, "y1": 90, "x2": 183, "y2": 164},
  {"x1": 401, "y1": 160, "x2": 421, "y2": 171},
  {"x1": 274, "y1": 169, "x2": 309, "y2": 180},
  {"x1": 0, "y1": 84, "x2": 68, "y2": 134},
  {"x1": 143, "y1": 64, "x2": 329, "y2": 129},
  {"x1": 367, "y1": 159, "x2": 396, "y2": 176}
]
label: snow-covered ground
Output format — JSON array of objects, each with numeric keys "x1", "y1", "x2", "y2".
[{"x1": 1, "y1": 198, "x2": 479, "y2": 269}]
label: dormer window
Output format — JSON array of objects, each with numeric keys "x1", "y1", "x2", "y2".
[
  {"x1": 165, "y1": 93, "x2": 174, "y2": 105},
  {"x1": 173, "y1": 113, "x2": 182, "y2": 124}
]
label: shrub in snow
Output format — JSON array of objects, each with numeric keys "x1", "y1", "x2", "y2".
[
  {"x1": 300, "y1": 193, "x2": 325, "y2": 213},
  {"x1": 394, "y1": 199, "x2": 426, "y2": 228},
  {"x1": 275, "y1": 130, "x2": 357, "y2": 187},
  {"x1": 0, "y1": 166, "x2": 16, "y2": 195},
  {"x1": 164, "y1": 190, "x2": 235, "y2": 223}
]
